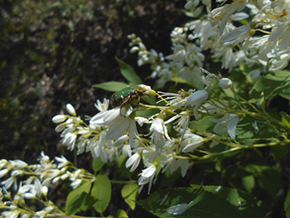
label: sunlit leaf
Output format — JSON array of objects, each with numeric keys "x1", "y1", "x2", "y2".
[
  {"x1": 121, "y1": 183, "x2": 139, "y2": 210},
  {"x1": 115, "y1": 56, "x2": 142, "y2": 85},
  {"x1": 65, "y1": 181, "x2": 93, "y2": 215},
  {"x1": 91, "y1": 172, "x2": 111, "y2": 213},
  {"x1": 92, "y1": 81, "x2": 128, "y2": 92},
  {"x1": 116, "y1": 209, "x2": 129, "y2": 218},
  {"x1": 92, "y1": 158, "x2": 105, "y2": 173}
]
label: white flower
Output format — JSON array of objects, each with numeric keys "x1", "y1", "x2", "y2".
[
  {"x1": 157, "y1": 90, "x2": 188, "y2": 107},
  {"x1": 94, "y1": 98, "x2": 110, "y2": 112},
  {"x1": 181, "y1": 133, "x2": 207, "y2": 152},
  {"x1": 165, "y1": 111, "x2": 190, "y2": 143},
  {"x1": 61, "y1": 132, "x2": 77, "y2": 150},
  {"x1": 1, "y1": 171, "x2": 19, "y2": 190},
  {"x1": 106, "y1": 114, "x2": 138, "y2": 148},
  {"x1": 0, "y1": 169, "x2": 9, "y2": 178},
  {"x1": 55, "y1": 122, "x2": 67, "y2": 132},
  {"x1": 34, "y1": 178, "x2": 48, "y2": 197},
  {"x1": 0, "y1": 159, "x2": 8, "y2": 169},
  {"x1": 138, "y1": 163, "x2": 156, "y2": 194},
  {"x1": 186, "y1": 90, "x2": 208, "y2": 119},
  {"x1": 66, "y1": 103, "x2": 76, "y2": 116},
  {"x1": 161, "y1": 155, "x2": 189, "y2": 177},
  {"x1": 90, "y1": 106, "x2": 126, "y2": 126},
  {"x1": 149, "y1": 117, "x2": 170, "y2": 155},
  {"x1": 187, "y1": 90, "x2": 208, "y2": 106},
  {"x1": 55, "y1": 156, "x2": 69, "y2": 168},
  {"x1": 35, "y1": 206, "x2": 54, "y2": 218},
  {"x1": 220, "y1": 24, "x2": 252, "y2": 45},
  {"x1": 211, "y1": 114, "x2": 240, "y2": 139},
  {"x1": 16, "y1": 183, "x2": 35, "y2": 199},
  {"x1": 125, "y1": 152, "x2": 142, "y2": 172},
  {"x1": 269, "y1": 54, "x2": 289, "y2": 71},
  {"x1": 2, "y1": 206, "x2": 20, "y2": 218},
  {"x1": 211, "y1": 0, "x2": 248, "y2": 34},
  {"x1": 134, "y1": 116, "x2": 149, "y2": 126}
]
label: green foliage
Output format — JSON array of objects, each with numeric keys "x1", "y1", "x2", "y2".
[
  {"x1": 93, "y1": 57, "x2": 143, "y2": 93},
  {"x1": 92, "y1": 81, "x2": 128, "y2": 92},
  {"x1": 92, "y1": 158, "x2": 105, "y2": 173},
  {"x1": 91, "y1": 171, "x2": 112, "y2": 213},
  {"x1": 251, "y1": 70, "x2": 290, "y2": 101},
  {"x1": 121, "y1": 183, "x2": 139, "y2": 210},
  {"x1": 138, "y1": 185, "x2": 267, "y2": 218},
  {"x1": 65, "y1": 181, "x2": 93, "y2": 215},
  {"x1": 115, "y1": 56, "x2": 143, "y2": 85},
  {"x1": 116, "y1": 209, "x2": 129, "y2": 218}
]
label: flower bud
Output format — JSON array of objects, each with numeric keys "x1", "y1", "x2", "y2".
[
  {"x1": 52, "y1": 115, "x2": 67, "y2": 123},
  {"x1": 130, "y1": 46, "x2": 140, "y2": 53},
  {"x1": 55, "y1": 123, "x2": 66, "y2": 132},
  {"x1": 66, "y1": 104, "x2": 76, "y2": 116},
  {"x1": 219, "y1": 78, "x2": 232, "y2": 89},
  {"x1": 187, "y1": 90, "x2": 208, "y2": 106}
]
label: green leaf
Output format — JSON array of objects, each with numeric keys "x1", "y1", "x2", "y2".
[
  {"x1": 115, "y1": 56, "x2": 142, "y2": 85},
  {"x1": 91, "y1": 172, "x2": 112, "y2": 213},
  {"x1": 188, "y1": 117, "x2": 215, "y2": 132},
  {"x1": 92, "y1": 158, "x2": 105, "y2": 173},
  {"x1": 280, "y1": 86, "x2": 290, "y2": 101},
  {"x1": 121, "y1": 183, "x2": 139, "y2": 210},
  {"x1": 195, "y1": 185, "x2": 267, "y2": 217},
  {"x1": 244, "y1": 164, "x2": 282, "y2": 202},
  {"x1": 92, "y1": 81, "x2": 128, "y2": 92},
  {"x1": 138, "y1": 187, "x2": 244, "y2": 218},
  {"x1": 285, "y1": 189, "x2": 290, "y2": 218},
  {"x1": 116, "y1": 209, "x2": 129, "y2": 218},
  {"x1": 271, "y1": 144, "x2": 289, "y2": 160},
  {"x1": 242, "y1": 175, "x2": 255, "y2": 193},
  {"x1": 281, "y1": 111, "x2": 290, "y2": 128},
  {"x1": 251, "y1": 70, "x2": 290, "y2": 100},
  {"x1": 118, "y1": 155, "x2": 134, "y2": 178},
  {"x1": 65, "y1": 181, "x2": 93, "y2": 215}
]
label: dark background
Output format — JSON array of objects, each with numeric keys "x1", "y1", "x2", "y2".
[{"x1": 0, "y1": 0, "x2": 188, "y2": 162}]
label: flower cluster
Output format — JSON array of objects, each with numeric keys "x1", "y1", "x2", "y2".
[
  {"x1": 0, "y1": 152, "x2": 94, "y2": 217},
  {"x1": 50, "y1": 75, "x2": 240, "y2": 193},
  {"x1": 2, "y1": 0, "x2": 290, "y2": 216},
  {"x1": 129, "y1": 0, "x2": 290, "y2": 87}
]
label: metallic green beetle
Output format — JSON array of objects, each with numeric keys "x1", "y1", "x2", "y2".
[{"x1": 110, "y1": 84, "x2": 152, "y2": 108}]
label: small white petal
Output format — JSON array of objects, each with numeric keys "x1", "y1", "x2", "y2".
[
  {"x1": 52, "y1": 115, "x2": 67, "y2": 123},
  {"x1": 66, "y1": 104, "x2": 76, "y2": 116},
  {"x1": 187, "y1": 90, "x2": 208, "y2": 105},
  {"x1": 227, "y1": 116, "x2": 240, "y2": 139}
]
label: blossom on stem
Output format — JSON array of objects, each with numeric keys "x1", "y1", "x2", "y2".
[
  {"x1": 149, "y1": 116, "x2": 170, "y2": 155},
  {"x1": 94, "y1": 98, "x2": 110, "y2": 112},
  {"x1": 186, "y1": 90, "x2": 209, "y2": 119},
  {"x1": 219, "y1": 78, "x2": 233, "y2": 89},
  {"x1": 138, "y1": 162, "x2": 156, "y2": 194},
  {"x1": 211, "y1": 114, "x2": 240, "y2": 139},
  {"x1": 125, "y1": 151, "x2": 142, "y2": 172},
  {"x1": 66, "y1": 104, "x2": 76, "y2": 116},
  {"x1": 181, "y1": 132, "x2": 207, "y2": 153}
]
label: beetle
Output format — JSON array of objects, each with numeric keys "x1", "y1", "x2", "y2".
[{"x1": 110, "y1": 85, "x2": 152, "y2": 109}]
